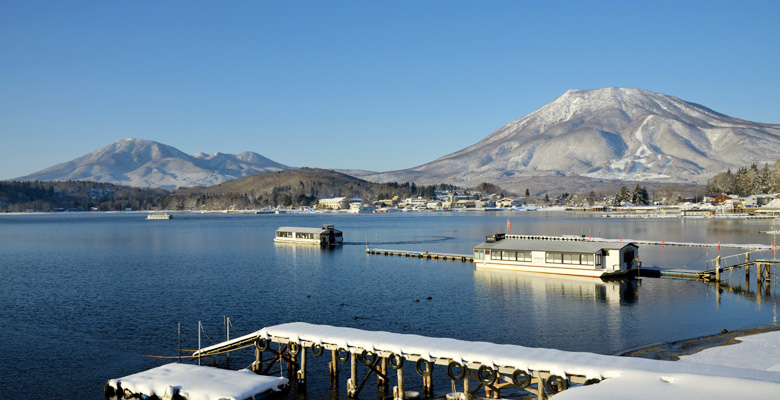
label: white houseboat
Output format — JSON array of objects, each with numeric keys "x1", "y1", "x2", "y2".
[
  {"x1": 274, "y1": 225, "x2": 343, "y2": 246},
  {"x1": 473, "y1": 234, "x2": 638, "y2": 278}
]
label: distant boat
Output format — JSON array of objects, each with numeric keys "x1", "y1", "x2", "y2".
[{"x1": 146, "y1": 213, "x2": 172, "y2": 220}]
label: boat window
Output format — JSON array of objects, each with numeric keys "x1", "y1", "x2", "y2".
[
  {"x1": 582, "y1": 254, "x2": 594, "y2": 265},
  {"x1": 517, "y1": 251, "x2": 531, "y2": 262},
  {"x1": 502, "y1": 251, "x2": 515, "y2": 261},
  {"x1": 595, "y1": 254, "x2": 602, "y2": 266},
  {"x1": 277, "y1": 231, "x2": 292, "y2": 238},
  {"x1": 491, "y1": 250, "x2": 502, "y2": 260},
  {"x1": 473, "y1": 250, "x2": 484, "y2": 260},
  {"x1": 563, "y1": 254, "x2": 574, "y2": 264}
]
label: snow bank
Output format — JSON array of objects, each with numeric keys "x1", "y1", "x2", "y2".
[
  {"x1": 107, "y1": 363, "x2": 288, "y2": 400},
  {"x1": 555, "y1": 329, "x2": 780, "y2": 399}
]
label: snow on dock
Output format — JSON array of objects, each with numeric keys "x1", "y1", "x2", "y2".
[
  {"x1": 105, "y1": 363, "x2": 288, "y2": 400},
  {"x1": 194, "y1": 322, "x2": 780, "y2": 399}
]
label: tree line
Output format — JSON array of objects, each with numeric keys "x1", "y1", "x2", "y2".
[{"x1": 706, "y1": 161, "x2": 780, "y2": 195}]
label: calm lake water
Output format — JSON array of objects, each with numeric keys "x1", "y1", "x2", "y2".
[{"x1": 1, "y1": 212, "x2": 778, "y2": 400}]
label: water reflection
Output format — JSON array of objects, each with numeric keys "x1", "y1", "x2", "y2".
[{"x1": 473, "y1": 268, "x2": 639, "y2": 305}]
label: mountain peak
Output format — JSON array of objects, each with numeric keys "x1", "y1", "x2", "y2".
[
  {"x1": 363, "y1": 87, "x2": 780, "y2": 191},
  {"x1": 14, "y1": 139, "x2": 291, "y2": 189}
]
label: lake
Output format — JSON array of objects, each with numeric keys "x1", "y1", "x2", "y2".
[{"x1": 1, "y1": 212, "x2": 778, "y2": 399}]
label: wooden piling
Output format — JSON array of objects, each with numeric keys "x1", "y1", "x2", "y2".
[
  {"x1": 463, "y1": 371, "x2": 471, "y2": 400},
  {"x1": 536, "y1": 371, "x2": 546, "y2": 400},
  {"x1": 347, "y1": 351, "x2": 358, "y2": 397},
  {"x1": 298, "y1": 345, "x2": 306, "y2": 383},
  {"x1": 395, "y1": 364, "x2": 405, "y2": 400},
  {"x1": 378, "y1": 356, "x2": 388, "y2": 389},
  {"x1": 715, "y1": 256, "x2": 721, "y2": 282},
  {"x1": 329, "y1": 349, "x2": 339, "y2": 378}
]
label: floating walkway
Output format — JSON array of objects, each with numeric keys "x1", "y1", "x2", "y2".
[
  {"x1": 104, "y1": 363, "x2": 288, "y2": 400},
  {"x1": 192, "y1": 322, "x2": 780, "y2": 399},
  {"x1": 366, "y1": 248, "x2": 474, "y2": 262}
]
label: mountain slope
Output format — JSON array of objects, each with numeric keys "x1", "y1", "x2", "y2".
[
  {"x1": 362, "y1": 88, "x2": 780, "y2": 190},
  {"x1": 14, "y1": 138, "x2": 290, "y2": 189}
]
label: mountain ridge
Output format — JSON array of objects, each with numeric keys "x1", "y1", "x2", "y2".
[{"x1": 14, "y1": 138, "x2": 290, "y2": 189}]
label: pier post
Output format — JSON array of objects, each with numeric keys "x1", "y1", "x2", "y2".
[
  {"x1": 329, "y1": 349, "x2": 339, "y2": 379},
  {"x1": 298, "y1": 346, "x2": 307, "y2": 384},
  {"x1": 424, "y1": 374, "x2": 433, "y2": 398},
  {"x1": 765, "y1": 263, "x2": 771, "y2": 281},
  {"x1": 347, "y1": 351, "x2": 357, "y2": 397},
  {"x1": 536, "y1": 371, "x2": 546, "y2": 400},
  {"x1": 378, "y1": 356, "x2": 388, "y2": 390},
  {"x1": 287, "y1": 346, "x2": 296, "y2": 381},
  {"x1": 394, "y1": 365, "x2": 405, "y2": 400},
  {"x1": 715, "y1": 256, "x2": 721, "y2": 282},
  {"x1": 463, "y1": 371, "x2": 471, "y2": 400},
  {"x1": 746, "y1": 254, "x2": 751, "y2": 282}
]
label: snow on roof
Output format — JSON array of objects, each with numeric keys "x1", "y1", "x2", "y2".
[
  {"x1": 106, "y1": 363, "x2": 288, "y2": 400},
  {"x1": 475, "y1": 238, "x2": 635, "y2": 253}
]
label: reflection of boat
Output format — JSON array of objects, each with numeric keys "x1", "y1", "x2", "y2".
[
  {"x1": 474, "y1": 268, "x2": 638, "y2": 304},
  {"x1": 146, "y1": 213, "x2": 172, "y2": 220},
  {"x1": 473, "y1": 234, "x2": 638, "y2": 278},
  {"x1": 274, "y1": 225, "x2": 343, "y2": 246}
]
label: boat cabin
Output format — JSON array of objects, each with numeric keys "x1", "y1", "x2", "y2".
[
  {"x1": 274, "y1": 225, "x2": 343, "y2": 246},
  {"x1": 473, "y1": 234, "x2": 638, "y2": 278}
]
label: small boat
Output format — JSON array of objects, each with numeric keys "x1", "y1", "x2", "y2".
[
  {"x1": 146, "y1": 213, "x2": 172, "y2": 220},
  {"x1": 274, "y1": 225, "x2": 343, "y2": 246}
]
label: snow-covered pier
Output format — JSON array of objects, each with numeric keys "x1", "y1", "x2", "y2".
[{"x1": 192, "y1": 322, "x2": 780, "y2": 399}]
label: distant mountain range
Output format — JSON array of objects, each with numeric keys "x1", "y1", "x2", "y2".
[
  {"x1": 12, "y1": 88, "x2": 780, "y2": 192},
  {"x1": 14, "y1": 138, "x2": 290, "y2": 189},
  {"x1": 359, "y1": 87, "x2": 780, "y2": 191}
]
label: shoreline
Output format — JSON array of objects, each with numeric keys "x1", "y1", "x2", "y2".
[{"x1": 618, "y1": 324, "x2": 780, "y2": 361}]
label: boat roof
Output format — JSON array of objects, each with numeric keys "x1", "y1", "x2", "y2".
[
  {"x1": 475, "y1": 238, "x2": 636, "y2": 253},
  {"x1": 276, "y1": 226, "x2": 341, "y2": 234}
]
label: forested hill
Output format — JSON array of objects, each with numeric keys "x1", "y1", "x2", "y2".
[
  {"x1": 166, "y1": 168, "x2": 446, "y2": 210},
  {"x1": 0, "y1": 181, "x2": 169, "y2": 212}
]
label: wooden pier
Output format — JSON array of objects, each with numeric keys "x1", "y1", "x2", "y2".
[
  {"x1": 366, "y1": 248, "x2": 474, "y2": 262},
  {"x1": 192, "y1": 322, "x2": 780, "y2": 399}
]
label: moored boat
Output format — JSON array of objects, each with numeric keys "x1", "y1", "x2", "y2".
[
  {"x1": 473, "y1": 233, "x2": 638, "y2": 278},
  {"x1": 274, "y1": 225, "x2": 343, "y2": 246}
]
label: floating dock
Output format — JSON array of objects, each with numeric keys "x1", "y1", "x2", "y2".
[
  {"x1": 104, "y1": 363, "x2": 288, "y2": 400},
  {"x1": 192, "y1": 322, "x2": 780, "y2": 399}
]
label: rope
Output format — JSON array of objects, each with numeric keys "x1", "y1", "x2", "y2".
[{"x1": 200, "y1": 323, "x2": 218, "y2": 345}]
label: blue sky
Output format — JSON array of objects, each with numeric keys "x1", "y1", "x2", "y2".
[{"x1": 1, "y1": 1, "x2": 779, "y2": 180}]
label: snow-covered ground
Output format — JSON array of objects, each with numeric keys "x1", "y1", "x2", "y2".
[{"x1": 556, "y1": 329, "x2": 780, "y2": 399}]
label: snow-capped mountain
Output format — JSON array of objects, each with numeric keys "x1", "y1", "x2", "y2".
[
  {"x1": 362, "y1": 87, "x2": 780, "y2": 189},
  {"x1": 14, "y1": 138, "x2": 290, "y2": 189}
]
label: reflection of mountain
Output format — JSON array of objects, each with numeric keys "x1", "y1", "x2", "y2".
[{"x1": 473, "y1": 268, "x2": 638, "y2": 305}]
